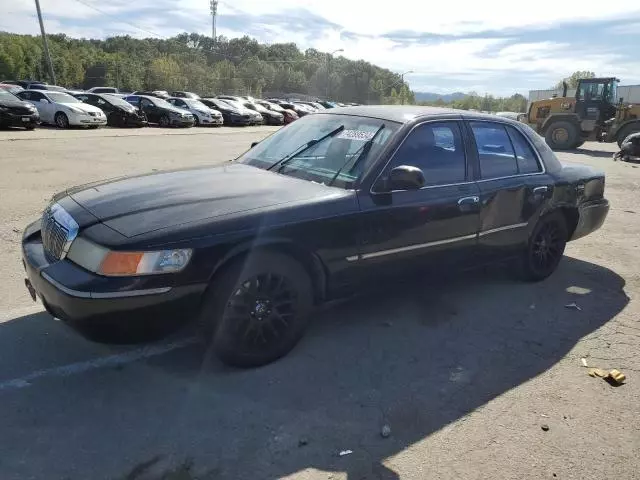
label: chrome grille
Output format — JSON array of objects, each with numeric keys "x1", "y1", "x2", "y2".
[{"x1": 41, "y1": 203, "x2": 79, "y2": 261}]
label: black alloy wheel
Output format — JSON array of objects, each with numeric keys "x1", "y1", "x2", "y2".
[
  {"x1": 193, "y1": 114, "x2": 200, "y2": 126},
  {"x1": 520, "y1": 212, "x2": 568, "y2": 281},
  {"x1": 158, "y1": 114, "x2": 170, "y2": 127},
  {"x1": 202, "y1": 252, "x2": 313, "y2": 367}
]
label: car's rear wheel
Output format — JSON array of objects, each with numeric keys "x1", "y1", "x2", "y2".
[
  {"x1": 200, "y1": 251, "x2": 313, "y2": 368},
  {"x1": 55, "y1": 112, "x2": 69, "y2": 129},
  {"x1": 545, "y1": 121, "x2": 578, "y2": 150},
  {"x1": 519, "y1": 212, "x2": 568, "y2": 281},
  {"x1": 158, "y1": 115, "x2": 170, "y2": 127}
]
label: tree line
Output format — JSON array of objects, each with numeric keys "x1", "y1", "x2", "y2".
[
  {"x1": 0, "y1": 31, "x2": 414, "y2": 104},
  {"x1": 417, "y1": 93, "x2": 528, "y2": 113}
]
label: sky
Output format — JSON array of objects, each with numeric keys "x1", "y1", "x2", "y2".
[{"x1": 2, "y1": 0, "x2": 640, "y2": 96}]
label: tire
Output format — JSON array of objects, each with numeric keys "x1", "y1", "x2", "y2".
[
  {"x1": 25, "y1": 125, "x2": 35, "y2": 131},
  {"x1": 158, "y1": 115, "x2": 170, "y2": 127},
  {"x1": 545, "y1": 121, "x2": 579, "y2": 150},
  {"x1": 519, "y1": 212, "x2": 568, "y2": 282},
  {"x1": 616, "y1": 125, "x2": 640, "y2": 148},
  {"x1": 55, "y1": 112, "x2": 69, "y2": 129},
  {"x1": 200, "y1": 251, "x2": 313, "y2": 368},
  {"x1": 193, "y1": 115, "x2": 200, "y2": 126}
]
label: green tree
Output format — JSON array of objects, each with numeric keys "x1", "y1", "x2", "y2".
[{"x1": 555, "y1": 71, "x2": 596, "y2": 89}]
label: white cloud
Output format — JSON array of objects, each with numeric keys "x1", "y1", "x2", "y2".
[{"x1": 2, "y1": 0, "x2": 640, "y2": 94}]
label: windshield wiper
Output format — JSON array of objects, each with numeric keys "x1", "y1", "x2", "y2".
[
  {"x1": 328, "y1": 124, "x2": 386, "y2": 186},
  {"x1": 267, "y1": 125, "x2": 345, "y2": 172}
]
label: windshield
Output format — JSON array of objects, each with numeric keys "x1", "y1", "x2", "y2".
[
  {"x1": 104, "y1": 95, "x2": 134, "y2": 108},
  {"x1": 47, "y1": 92, "x2": 80, "y2": 103},
  {"x1": 184, "y1": 99, "x2": 209, "y2": 110},
  {"x1": 264, "y1": 102, "x2": 284, "y2": 112},
  {"x1": 150, "y1": 97, "x2": 175, "y2": 109},
  {"x1": 237, "y1": 113, "x2": 399, "y2": 188},
  {"x1": 223, "y1": 99, "x2": 244, "y2": 110}
]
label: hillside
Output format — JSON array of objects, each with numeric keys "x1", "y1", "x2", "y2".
[
  {"x1": 0, "y1": 32, "x2": 414, "y2": 104},
  {"x1": 414, "y1": 91, "x2": 467, "y2": 102}
]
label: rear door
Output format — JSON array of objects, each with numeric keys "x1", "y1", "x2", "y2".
[
  {"x1": 466, "y1": 120, "x2": 552, "y2": 258},
  {"x1": 356, "y1": 120, "x2": 481, "y2": 279}
]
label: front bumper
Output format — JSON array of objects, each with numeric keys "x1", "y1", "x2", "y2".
[
  {"x1": 227, "y1": 115, "x2": 252, "y2": 126},
  {"x1": 199, "y1": 116, "x2": 224, "y2": 126},
  {"x1": 170, "y1": 117, "x2": 195, "y2": 127},
  {"x1": 69, "y1": 112, "x2": 107, "y2": 126},
  {"x1": 0, "y1": 110, "x2": 39, "y2": 127},
  {"x1": 570, "y1": 198, "x2": 610, "y2": 241},
  {"x1": 22, "y1": 223, "x2": 206, "y2": 327}
]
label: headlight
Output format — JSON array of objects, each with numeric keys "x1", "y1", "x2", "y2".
[
  {"x1": 67, "y1": 237, "x2": 192, "y2": 276},
  {"x1": 67, "y1": 106, "x2": 85, "y2": 114}
]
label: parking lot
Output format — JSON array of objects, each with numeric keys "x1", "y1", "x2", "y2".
[{"x1": 1, "y1": 127, "x2": 639, "y2": 480}]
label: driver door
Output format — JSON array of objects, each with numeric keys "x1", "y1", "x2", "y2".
[
  {"x1": 28, "y1": 91, "x2": 54, "y2": 123},
  {"x1": 140, "y1": 98, "x2": 158, "y2": 122},
  {"x1": 356, "y1": 120, "x2": 481, "y2": 278}
]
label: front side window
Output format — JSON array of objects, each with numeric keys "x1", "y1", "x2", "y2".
[
  {"x1": 470, "y1": 122, "x2": 518, "y2": 179},
  {"x1": 387, "y1": 122, "x2": 467, "y2": 186},
  {"x1": 237, "y1": 113, "x2": 400, "y2": 188},
  {"x1": 140, "y1": 98, "x2": 154, "y2": 108}
]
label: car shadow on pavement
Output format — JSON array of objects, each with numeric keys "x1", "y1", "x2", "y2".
[
  {"x1": 0, "y1": 256, "x2": 629, "y2": 480},
  {"x1": 574, "y1": 147, "x2": 616, "y2": 159}
]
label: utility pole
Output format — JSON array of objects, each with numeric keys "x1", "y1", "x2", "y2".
[
  {"x1": 209, "y1": 0, "x2": 218, "y2": 44},
  {"x1": 400, "y1": 70, "x2": 413, "y2": 105},
  {"x1": 34, "y1": 0, "x2": 56, "y2": 84},
  {"x1": 325, "y1": 49, "x2": 343, "y2": 99}
]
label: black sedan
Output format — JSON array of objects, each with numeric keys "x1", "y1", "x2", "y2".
[
  {"x1": 0, "y1": 88, "x2": 39, "y2": 129},
  {"x1": 123, "y1": 95, "x2": 194, "y2": 127},
  {"x1": 73, "y1": 93, "x2": 147, "y2": 127},
  {"x1": 21, "y1": 106, "x2": 609, "y2": 368},
  {"x1": 200, "y1": 98, "x2": 253, "y2": 126}
]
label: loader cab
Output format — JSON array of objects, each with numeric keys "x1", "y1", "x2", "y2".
[{"x1": 575, "y1": 77, "x2": 618, "y2": 125}]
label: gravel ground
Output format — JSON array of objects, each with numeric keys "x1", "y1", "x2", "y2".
[{"x1": 0, "y1": 127, "x2": 638, "y2": 480}]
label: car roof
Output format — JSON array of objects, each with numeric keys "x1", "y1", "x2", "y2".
[{"x1": 324, "y1": 105, "x2": 523, "y2": 126}]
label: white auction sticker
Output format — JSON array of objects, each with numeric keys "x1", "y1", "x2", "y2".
[{"x1": 336, "y1": 129, "x2": 375, "y2": 141}]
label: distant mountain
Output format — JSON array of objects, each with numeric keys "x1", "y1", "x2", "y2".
[{"x1": 414, "y1": 91, "x2": 467, "y2": 102}]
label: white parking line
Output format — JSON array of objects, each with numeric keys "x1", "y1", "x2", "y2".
[{"x1": 0, "y1": 336, "x2": 200, "y2": 392}]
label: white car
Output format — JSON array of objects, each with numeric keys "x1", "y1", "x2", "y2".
[
  {"x1": 17, "y1": 90, "x2": 107, "y2": 128},
  {"x1": 167, "y1": 97, "x2": 223, "y2": 126}
]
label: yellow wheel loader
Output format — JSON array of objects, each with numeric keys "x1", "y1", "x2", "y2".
[{"x1": 523, "y1": 77, "x2": 640, "y2": 150}]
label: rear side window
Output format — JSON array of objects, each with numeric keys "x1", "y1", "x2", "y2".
[
  {"x1": 470, "y1": 122, "x2": 518, "y2": 179},
  {"x1": 505, "y1": 126, "x2": 541, "y2": 173}
]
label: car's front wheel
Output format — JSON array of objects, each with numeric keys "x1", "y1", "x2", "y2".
[
  {"x1": 520, "y1": 212, "x2": 568, "y2": 281},
  {"x1": 158, "y1": 115, "x2": 170, "y2": 127},
  {"x1": 55, "y1": 112, "x2": 70, "y2": 129},
  {"x1": 201, "y1": 251, "x2": 313, "y2": 368}
]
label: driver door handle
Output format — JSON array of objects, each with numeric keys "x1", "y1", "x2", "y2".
[
  {"x1": 458, "y1": 196, "x2": 480, "y2": 212},
  {"x1": 533, "y1": 186, "x2": 549, "y2": 195},
  {"x1": 458, "y1": 196, "x2": 480, "y2": 205}
]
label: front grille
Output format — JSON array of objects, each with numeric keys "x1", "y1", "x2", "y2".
[
  {"x1": 41, "y1": 204, "x2": 78, "y2": 261},
  {"x1": 9, "y1": 106, "x2": 33, "y2": 115}
]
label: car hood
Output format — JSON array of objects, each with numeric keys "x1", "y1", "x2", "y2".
[
  {"x1": 66, "y1": 163, "x2": 347, "y2": 237},
  {"x1": 59, "y1": 102, "x2": 103, "y2": 113},
  {"x1": 162, "y1": 105, "x2": 191, "y2": 115},
  {"x1": 0, "y1": 97, "x2": 32, "y2": 108}
]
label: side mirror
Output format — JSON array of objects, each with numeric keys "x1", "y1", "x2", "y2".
[
  {"x1": 250, "y1": 141, "x2": 259, "y2": 148},
  {"x1": 387, "y1": 165, "x2": 425, "y2": 191},
  {"x1": 39, "y1": 98, "x2": 49, "y2": 104}
]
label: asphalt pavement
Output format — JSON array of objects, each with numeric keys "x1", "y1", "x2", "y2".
[{"x1": 0, "y1": 129, "x2": 638, "y2": 480}]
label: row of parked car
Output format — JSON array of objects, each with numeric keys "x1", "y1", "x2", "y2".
[{"x1": 0, "y1": 80, "x2": 357, "y2": 130}]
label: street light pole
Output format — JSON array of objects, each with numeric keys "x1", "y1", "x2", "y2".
[
  {"x1": 34, "y1": 0, "x2": 56, "y2": 84},
  {"x1": 400, "y1": 70, "x2": 413, "y2": 105},
  {"x1": 326, "y1": 48, "x2": 344, "y2": 99}
]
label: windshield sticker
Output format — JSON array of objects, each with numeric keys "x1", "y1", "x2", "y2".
[{"x1": 336, "y1": 129, "x2": 375, "y2": 141}]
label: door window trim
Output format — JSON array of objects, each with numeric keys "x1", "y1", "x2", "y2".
[
  {"x1": 464, "y1": 118, "x2": 546, "y2": 182},
  {"x1": 370, "y1": 118, "x2": 474, "y2": 195}
]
